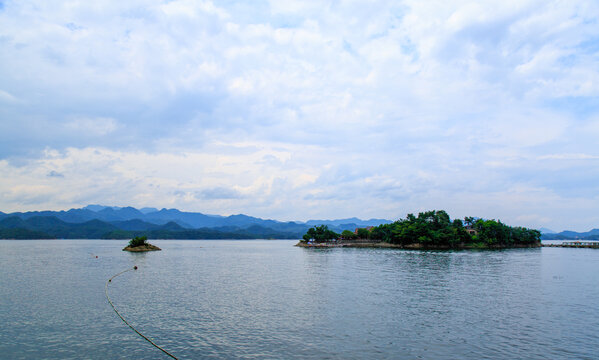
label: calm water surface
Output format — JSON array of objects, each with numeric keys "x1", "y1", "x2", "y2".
[{"x1": 1, "y1": 240, "x2": 598, "y2": 359}]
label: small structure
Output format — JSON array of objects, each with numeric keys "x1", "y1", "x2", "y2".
[
  {"x1": 354, "y1": 226, "x2": 374, "y2": 235},
  {"x1": 465, "y1": 225, "x2": 478, "y2": 236}
]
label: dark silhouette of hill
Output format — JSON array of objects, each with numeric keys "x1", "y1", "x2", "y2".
[
  {"x1": 0, "y1": 228, "x2": 55, "y2": 239},
  {"x1": 541, "y1": 229, "x2": 599, "y2": 240},
  {"x1": 0, "y1": 205, "x2": 395, "y2": 239},
  {"x1": 0, "y1": 215, "x2": 301, "y2": 239}
]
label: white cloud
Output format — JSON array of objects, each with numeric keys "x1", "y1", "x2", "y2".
[
  {"x1": 64, "y1": 117, "x2": 119, "y2": 136},
  {"x1": 538, "y1": 153, "x2": 599, "y2": 160},
  {"x1": 0, "y1": 1, "x2": 599, "y2": 230},
  {"x1": 160, "y1": 0, "x2": 229, "y2": 19},
  {"x1": 228, "y1": 77, "x2": 254, "y2": 95},
  {"x1": 0, "y1": 89, "x2": 20, "y2": 103}
]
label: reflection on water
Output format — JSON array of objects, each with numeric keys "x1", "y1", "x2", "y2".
[{"x1": 0, "y1": 240, "x2": 598, "y2": 359}]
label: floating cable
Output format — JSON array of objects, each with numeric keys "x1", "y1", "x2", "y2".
[{"x1": 105, "y1": 266, "x2": 178, "y2": 359}]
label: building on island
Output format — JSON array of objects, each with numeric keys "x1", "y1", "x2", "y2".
[
  {"x1": 354, "y1": 226, "x2": 374, "y2": 235},
  {"x1": 464, "y1": 225, "x2": 478, "y2": 236}
]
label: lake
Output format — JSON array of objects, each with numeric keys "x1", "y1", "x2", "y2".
[{"x1": 1, "y1": 240, "x2": 598, "y2": 359}]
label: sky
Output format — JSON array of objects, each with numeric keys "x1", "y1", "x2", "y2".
[{"x1": 1, "y1": 0, "x2": 598, "y2": 231}]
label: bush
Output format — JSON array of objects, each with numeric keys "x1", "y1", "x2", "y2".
[
  {"x1": 341, "y1": 230, "x2": 358, "y2": 240},
  {"x1": 128, "y1": 235, "x2": 148, "y2": 247},
  {"x1": 356, "y1": 228, "x2": 370, "y2": 239},
  {"x1": 302, "y1": 225, "x2": 340, "y2": 243}
]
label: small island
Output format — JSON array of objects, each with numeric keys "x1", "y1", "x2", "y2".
[
  {"x1": 122, "y1": 236, "x2": 162, "y2": 252},
  {"x1": 297, "y1": 210, "x2": 541, "y2": 250}
]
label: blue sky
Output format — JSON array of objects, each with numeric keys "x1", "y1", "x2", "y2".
[{"x1": 1, "y1": 0, "x2": 598, "y2": 231}]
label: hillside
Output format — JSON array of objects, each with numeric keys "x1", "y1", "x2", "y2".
[
  {"x1": 0, "y1": 215, "x2": 301, "y2": 240},
  {"x1": 0, "y1": 205, "x2": 394, "y2": 239},
  {"x1": 540, "y1": 229, "x2": 599, "y2": 240}
]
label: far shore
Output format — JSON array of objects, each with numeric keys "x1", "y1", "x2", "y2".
[{"x1": 296, "y1": 241, "x2": 542, "y2": 250}]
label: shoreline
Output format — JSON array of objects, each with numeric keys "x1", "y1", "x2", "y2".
[
  {"x1": 122, "y1": 244, "x2": 162, "y2": 252},
  {"x1": 295, "y1": 241, "x2": 542, "y2": 250}
]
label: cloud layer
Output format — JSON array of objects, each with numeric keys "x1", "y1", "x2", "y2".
[{"x1": 1, "y1": 0, "x2": 598, "y2": 231}]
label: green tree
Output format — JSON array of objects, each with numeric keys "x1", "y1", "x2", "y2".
[
  {"x1": 367, "y1": 210, "x2": 540, "y2": 248},
  {"x1": 341, "y1": 230, "x2": 358, "y2": 240},
  {"x1": 370, "y1": 224, "x2": 393, "y2": 242},
  {"x1": 128, "y1": 235, "x2": 148, "y2": 247},
  {"x1": 450, "y1": 218, "x2": 471, "y2": 245},
  {"x1": 302, "y1": 225, "x2": 340, "y2": 243},
  {"x1": 356, "y1": 228, "x2": 370, "y2": 239}
]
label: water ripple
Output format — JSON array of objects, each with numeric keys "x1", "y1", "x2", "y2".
[{"x1": 1, "y1": 240, "x2": 598, "y2": 359}]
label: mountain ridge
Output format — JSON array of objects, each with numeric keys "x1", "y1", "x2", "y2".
[
  {"x1": 3, "y1": 206, "x2": 597, "y2": 240},
  {"x1": 14, "y1": 205, "x2": 591, "y2": 240},
  {"x1": 0, "y1": 205, "x2": 396, "y2": 239},
  {"x1": 0, "y1": 205, "x2": 393, "y2": 233},
  {"x1": 0, "y1": 215, "x2": 302, "y2": 240},
  {"x1": 540, "y1": 228, "x2": 599, "y2": 240}
]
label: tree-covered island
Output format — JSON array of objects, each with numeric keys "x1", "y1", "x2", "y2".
[
  {"x1": 298, "y1": 210, "x2": 541, "y2": 249},
  {"x1": 122, "y1": 235, "x2": 162, "y2": 252}
]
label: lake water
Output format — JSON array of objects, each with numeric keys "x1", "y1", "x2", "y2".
[{"x1": 1, "y1": 240, "x2": 598, "y2": 359}]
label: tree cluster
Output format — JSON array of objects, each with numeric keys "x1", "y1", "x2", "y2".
[
  {"x1": 473, "y1": 220, "x2": 541, "y2": 246},
  {"x1": 368, "y1": 210, "x2": 540, "y2": 247},
  {"x1": 302, "y1": 225, "x2": 340, "y2": 243},
  {"x1": 341, "y1": 229, "x2": 358, "y2": 240},
  {"x1": 128, "y1": 235, "x2": 148, "y2": 247}
]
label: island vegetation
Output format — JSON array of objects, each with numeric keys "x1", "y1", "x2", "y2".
[
  {"x1": 302, "y1": 225, "x2": 340, "y2": 242},
  {"x1": 122, "y1": 235, "x2": 162, "y2": 252},
  {"x1": 299, "y1": 210, "x2": 541, "y2": 249}
]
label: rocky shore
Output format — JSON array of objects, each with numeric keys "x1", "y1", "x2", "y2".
[
  {"x1": 122, "y1": 244, "x2": 162, "y2": 252},
  {"x1": 295, "y1": 241, "x2": 541, "y2": 250}
]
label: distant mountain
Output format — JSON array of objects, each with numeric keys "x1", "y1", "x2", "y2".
[
  {"x1": 102, "y1": 227, "x2": 299, "y2": 240},
  {"x1": 83, "y1": 204, "x2": 111, "y2": 212},
  {"x1": 306, "y1": 217, "x2": 393, "y2": 227},
  {"x1": 0, "y1": 228, "x2": 54, "y2": 239},
  {"x1": 7, "y1": 209, "x2": 98, "y2": 223},
  {"x1": 97, "y1": 206, "x2": 145, "y2": 220},
  {"x1": 7, "y1": 205, "x2": 599, "y2": 242},
  {"x1": 160, "y1": 221, "x2": 187, "y2": 231},
  {"x1": 541, "y1": 229, "x2": 599, "y2": 240},
  {"x1": 306, "y1": 218, "x2": 393, "y2": 228},
  {"x1": 0, "y1": 216, "x2": 119, "y2": 239},
  {"x1": 0, "y1": 216, "x2": 30, "y2": 230},
  {"x1": 0, "y1": 215, "x2": 300, "y2": 240},
  {"x1": 143, "y1": 208, "x2": 219, "y2": 228},
  {"x1": 539, "y1": 227, "x2": 556, "y2": 234},
  {"x1": 108, "y1": 219, "x2": 165, "y2": 231},
  {"x1": 0, "y1": 205, "x2": 395, "y2": 239},
  {"x1": 139, "y1": 207, "x2": 159, "y2": 214}
]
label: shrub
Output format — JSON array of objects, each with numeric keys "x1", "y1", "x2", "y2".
[
  {"x1": 128, "y1": 235, "x2": 148, "y2": 247},
  {"x1": 341, "y1": 230, "x2": 358, "y2": 240},
  {"x1": 356, "y1": 228, "x2": 370, "y2": 239},
  {"x1": 302, "y1": 225, "x2": 340, "y2": 243}
]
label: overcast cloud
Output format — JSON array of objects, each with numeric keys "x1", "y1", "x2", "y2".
[{"x1": 1, "y1": 0, "x2": 598, "y2": 231}]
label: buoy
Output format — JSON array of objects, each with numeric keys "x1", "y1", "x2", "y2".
[
  {"x1": 96, "y1": 256, "x2": 98, "y2": 258},
  {"x1": 133, "y1": 266, "x2": 138, "y2": 270}
]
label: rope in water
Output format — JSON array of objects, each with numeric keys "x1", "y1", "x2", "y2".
[{"x1": 105, "y1": 266, "x2": 178, "y2": 360}]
